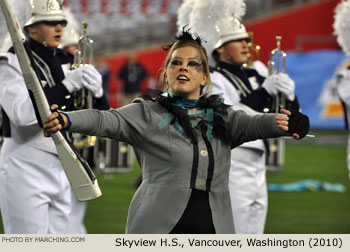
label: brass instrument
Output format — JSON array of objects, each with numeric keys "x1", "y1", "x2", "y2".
[
  {"x1": 73, "y1": 22, "x2": 94, "y2": 110},
  {"x1": 268, "y1": 36, "x2": 287, "y2": 110},
  {"x1": 72, "y1": 22, "x2": 96, "y2": 149},
  {"x1": 72, "y1": 22, "x2": 132, "y2": 173},
  {"x1": 71, "y1": 23, "x2": 132, "y2": 173},
  {"x1": 246, "y1": 32, "x2": 261, "y2": 67},
  {"x1": 266, "y1": 36, "x2": 287, "y2": 171}
]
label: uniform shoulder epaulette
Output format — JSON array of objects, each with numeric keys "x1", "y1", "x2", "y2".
[
  {"x1": 0, "y1": 55, "x2": 8, "y2": 63},
  {"x1": 8, "y1": 46, "x2": 15, "y2": 54},
  {"x1": 244, "y1": 67, "x2": 260, "y2": 77},
  {"x1": 55, "y1": 48, "x2": 74, "y2": 62},
  {"x1": 56, "y1": 47, "x2": 67, "y2": 55},
  {"x1": 209, "y1": 65, "x2": 216, "y2": 73}
]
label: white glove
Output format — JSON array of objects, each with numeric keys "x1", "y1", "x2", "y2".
[
  {"x1": 62, "y1": 66, "x2": 84, "y2": 92},
  {"x1": 336, "y1": 69, "x2": 350, "y2": 104},
  {"x1": 262, "y1": 74, "x2": 278, "y2": 95},
  {"x1": 275, "y1": 73, "x2": 295, "y2": 101},
  {"x1": 62, "y1": 65, "x2": 103, "y2": 98},
  {"x1": 337, "y1": 68, "x2": 350, "y2": 80},
  {"x1": 82, "y1": 65, "x2": 103, "y2": 98}
]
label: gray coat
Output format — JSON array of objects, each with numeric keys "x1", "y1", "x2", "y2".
[{"x1": 67, "y1": 98, "x2": 288, "y2": 233}]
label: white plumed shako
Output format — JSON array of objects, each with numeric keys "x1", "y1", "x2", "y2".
[
  {"x1": 213, "y1": 15, "x2": 250, "y2": 51},
  {"x1": 24, "y1": 0, "x2": 66, "y2": 27}
]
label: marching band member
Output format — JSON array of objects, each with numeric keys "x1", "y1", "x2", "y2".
[
  {"x1": 0, "y1": 0, "x2": 109, "y2": 233},
  {"x1": 182, "y1": 0, "x2": 300, "y2": 233},
  {"x1": 0, "y1": 107, "x2": 2, "y2": 146},
  {"x1": 333, "y1": 0, "x2": 350, "y2": 179},
  {"x1": 58, "y1": 7, "x2": 95, "y2": 234},
  {"x1": 43, "y1": 28, "x2": 310, "y2": 234},
  {"x1": 209, "y1": 16, "x2": 300, "y2": 234}
]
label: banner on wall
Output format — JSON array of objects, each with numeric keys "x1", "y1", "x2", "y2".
[{"x1": 285, "y1": 49, "x2": 347, "y2": 130}]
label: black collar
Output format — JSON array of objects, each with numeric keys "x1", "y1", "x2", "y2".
[
  {"x1": 216, "y1": 61, "x2": 246, "y2": 78},
  {"x1": 28, "y1": 37, "x2": 57, "y2": 58},
  {"x1": 26, "y1": 37, "x2": 66, "y2": 84}
]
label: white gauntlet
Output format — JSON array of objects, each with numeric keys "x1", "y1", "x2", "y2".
[
  {"x1": 62, "y1": 65, "x2": 103, "y2": 98},
  {"x1": 276, "y1": 73, "x2": 295, "y2": 101},
  {"x1": 62, "y1": 67, "x2": 84, "y2": 92},
  {"x1": 262, "y1": 74, "x2": 278, "y2": 95},
  {"x1": 337, "y1": 68, "x2": 350, "y2": 80},
  {"x1": 336, "y1": 68, "x2": 350, "y2": 104},
  {"x1": 82, "y1": 65, "x2": 103, "y2": 98}
]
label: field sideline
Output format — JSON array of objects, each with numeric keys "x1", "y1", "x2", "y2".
[{"x1": 0, "y1": 138, "x2": 349, "y2": 234}]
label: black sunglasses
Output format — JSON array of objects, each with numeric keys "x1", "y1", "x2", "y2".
[{"x1": 40, "y1": 21, "x2": 67, "y2": 27}]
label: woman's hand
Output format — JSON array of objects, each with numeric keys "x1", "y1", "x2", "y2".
[
  {"x1": 43, "y1": 104, "x2": 69, "y2": 137},
  {"x1": 275, "y1": 109, "x2": 300, "y2": 140}
]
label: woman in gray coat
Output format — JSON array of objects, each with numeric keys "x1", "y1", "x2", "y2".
[{"x1": 43, "y1": 30, "x2": 309, "y2": 234}]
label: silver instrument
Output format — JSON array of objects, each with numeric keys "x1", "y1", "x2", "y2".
[
  {"x1": 72, "y1": 22, "x2": 96, "y2": 150},
  {"x1": 73, "y1": 22, "x2": 93, "y2": 110},
  {"x1": 72, "y1": 23, "x2": 132, "y2": 173},
  {"x1": 268, "y1": 36, "x2": 287, "y2": 110},
  {"x1": 266, "y1": 36, "x2": 287, "y2": 171}
]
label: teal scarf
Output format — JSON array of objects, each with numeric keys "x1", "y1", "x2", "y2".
[{"x1": 158, "y1": 92, "x2": 227, "y2": 141}]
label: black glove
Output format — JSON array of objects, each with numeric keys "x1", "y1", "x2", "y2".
[
  {"x1": 51, "y1": 108, "x2": 66, "y2": 129},
  {"x1": 287, "y1": 110, "x2": 310, "y2": 139}
]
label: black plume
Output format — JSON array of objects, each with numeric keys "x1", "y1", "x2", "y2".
[{"x1": 163, "y1": 26, "x2": 205, "y2": 51}]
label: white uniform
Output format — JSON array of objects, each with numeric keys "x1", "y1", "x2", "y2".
[
  {"x1": 209, "y1": 70, "x2": 267, "y2": 234},
  {"x1": 0, "y1": 107, "x2": 3, "y2": 145},
  {"x1": 66, "y1": 190, "x2": 87, "y2": 234},
  {"x1": 335, "y1": 68, "x2": 350, "y2": 179},
  {"x1": 0, "y1": 0, "x2": 110, "y2": 234},
  {"x1": 0, "y1": 53, "x2": 71, "y2": 233}
]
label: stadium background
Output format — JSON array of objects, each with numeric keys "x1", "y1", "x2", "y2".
[{"x1": 0, "y1": 0, "x2": 349, "y2": 233}]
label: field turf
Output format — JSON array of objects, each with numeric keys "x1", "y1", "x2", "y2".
[{"x1": 0, "y1": 140, "x2": 348, "y2": 234}]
